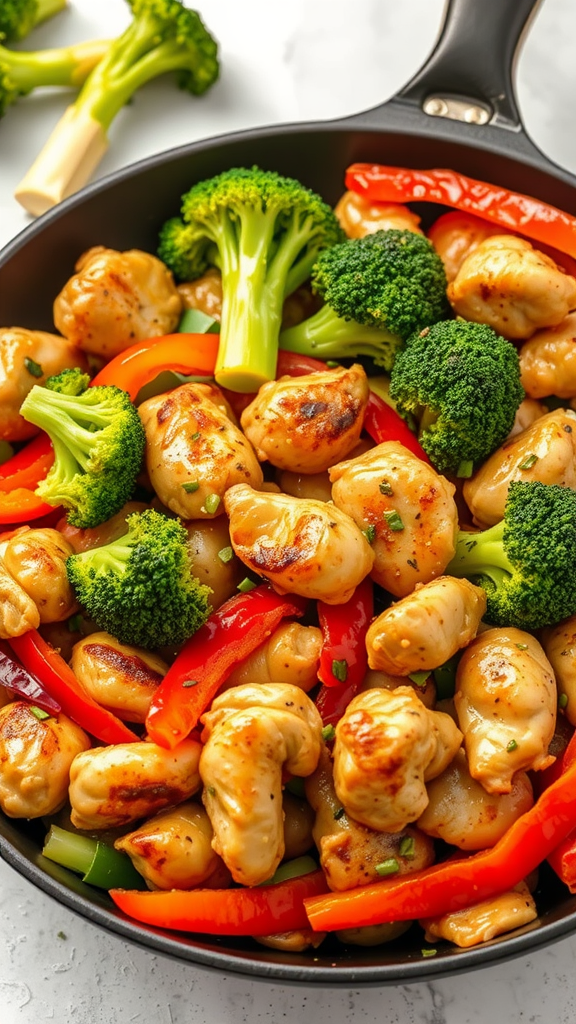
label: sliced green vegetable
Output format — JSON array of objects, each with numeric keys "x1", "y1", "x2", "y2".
[
  {"x1": 260, "y1": 855, "x2": 318, "y2": 886},
  {"x1": 42, "y1": 825, "x2": 145, "y2": 890},
  {"x1": 178, "y1": 308, "x2": 221, "y2": 334}
]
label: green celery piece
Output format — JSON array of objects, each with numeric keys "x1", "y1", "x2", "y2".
[{"x1": 42, "y1": 825, "x2": 145, "y2": 890}]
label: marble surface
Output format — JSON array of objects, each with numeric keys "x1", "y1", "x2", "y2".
[{"x1": 3, "y1": 0, "x2": 576, "y2": 1020}]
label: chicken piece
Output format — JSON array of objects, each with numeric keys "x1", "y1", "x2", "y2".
[
  {"x1": 519, "y1": 312, "x2": 576, "y2": 399},
  {"x1": 177, "y1": 268, "x2": 223, "y2": 320},
  {"x1": 114, "y1": 801, "x2": 226, "y2": 890},
  {"x1": 366, "y1": 576, "x2": 486, "y2": 676},
  {"x1": 333, "y1": 687, "x2": 462, "y2": 833},
  {"x1": 335, "y1": 190, "x2": 423, "y2": 238},
  {"x1": 361, "y1": 668, "x2": 437, "y2": 709},
  {"x1": 223, "y1": 622, "x2": 322, "y2": 693},
  {"x1": 417, "y1": 749, "x2": 533, "y2": 850},
  {"x1": 542, "y1": 615, "x2": 576, "y2": 728},
  {"x1": 139, "y1": 384, "x2": 263, "y2": 520},
  {"x1": 427, "y1": 211, "x2": 505, "y2": 283},
  {"x1": 256, "y1": 929, "x2": 326, "y2": 952},
  {"x1": 240, "y1": 365, "x2": 370, "y2": 475},
  {"x1": 463, "y1": 408, "x2": 576, "y2": 527},
  {"x1": 68, "y1": 738, "x2": 202, "y2": 830},
  {"x1": 184, "y1": 517, "x2": 244, "y2": 610},
  {"x1": 305, "y1": 746, "x2": 434, "y2": 890},
  {"x1": 0, "y1": 327, "x2": 89, "y2": 442},
  {"x1": 420, "y1": 881, "x2": 537, "y2": 948},
  {"x1": 507, "y1": 397, "x2": 548, "y2": 439},
  {"x1": 282, "y1": 791, "x2": 315, "y2": 859},
  {"x1": 276, "y1": 468, "x2": 334, "y2": 503},
  {"x1": 3, "y1": 528, "x2": 78, "y2": 624},
  {"x1": 448, "y1": 235, "x2": 576, "y2": 339},
  {"x1": 0, "y1": 703, "x2": 90, "y2": 818},
  {"x1": 0, "y1": 559, "x2": 40, "y2": 638},
  {"x1": 455, "y1": 628, "x2": 556, "y2": 794},
  {"x1": 200, "y1": 683, "x2": 322, "y2": 886},
  {"x1": 70, "y1": 632, "x2": 167, "y2": 724},
  {"x1": 224, "y1": 484, "x2": 374, "y2": 604},
  {"x1": 53, "y1": 246, "x2": 182, "y2": 359},
  {"x1": 330, "y1": 441, "x2": 458, "y2": 597}
]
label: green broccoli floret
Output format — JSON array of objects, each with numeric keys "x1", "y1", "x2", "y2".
[
  {"x1": 279, "y1": 229, "x2": 449, "y2": 370},
  {"x1": 447, "y1": 481, "x2": 576, "y2": 630},
  {"x1": 66, "y1": 509, "x2": 212, "y2": 649},
  {"x1": 389, "y1": 319, "x2": 524, "y2": 475},
  {"x1": 19, "y1": 368, "x2": 145, "y2": 529},
  {"x1": 158, "y1": 166, "x2": 344, "y2": 391},
  {"x1": 14, "y1": 0, "x2": 219, "y2": 215},
  {"x1": 0, "y1": 0, "x2": 66, "y2": 42},
  {"x1": 0, "y1": 37, "x2": 110, "y2": 118}
]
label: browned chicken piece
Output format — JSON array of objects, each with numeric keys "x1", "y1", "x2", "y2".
[
  {"x1": 240, "y1": 365, "x2": 370, "y2": 475},
  {"x1": 333, "y1": 687, "x2": 462, "y2": 833},
  {"x1": 361, "y1": 668, "x2": 437, "y2": 709},
  {"x1": 417, "y1": 749, "x2": 534, "y2": 850},
  {"x1": 0, "y1": 327, "x2": 89, "y2": 442},
  {"x1": 53, "y1": 246, "x2": 182, "y2": 359},
  {"x1": 455, "y1": 628, "x2": 556, "y2": 795},
  {"x1": 366, "y1": 576, "x2": 486, "y2": 676},
  {"x1": 70, "y1": 632, "x2": 168, "y2": 724},
  {"x1": 542, "y1": 614, "x2": 576, "y2": 728},
  {"x1": 68, "y1": 737, "x2": 202, "y2": 830},
  {"x1": 277, "y1": 437, "x2": 374, "y2": 504},
  {"x1": 519, "y1": 311, "x2": 576, "y2": 398},
  {"x1": 0, "y1": 703, "x2": 90, "y2": 818},
  {"x1": 282, "y1": 791, "x2": 315, "y2": 858},
  {"x1": 463, "y1": 409, "x2": 576, "y2": 527},
  {"x1": 336, "y1": 922, "x2": 412, "y2": 947},
  {"x1": 223, "y1": 622, "x2": 322, "y2": 693},
  {"x1": 139, "y1": 383, "x2": 263, "y2": 520},
  {"x1": 3, "y1": 528, "x2": 78, "y2": 624},
  {"x1": 305, "y1": 746, "x2": 435, "y2": 891},
  {"x1": 177, "y1": 268, "x2": 223, "y2": 320},
  {"x1": 57, "y1": 501, "x2": 148, "y2": 554},
  {"x1": 448, "y1": 235, "x2": 576, "y2": 339},
  {"x1": 184, "y1": 518, "x2": 244, "y2": 610},
  {"x1": 200, "y1": 683, "x2": 323, "y2": 886},
  {"x1": 256, "y1": 929, "x2": 327, "y2": 953},
  {"x1": 224, "y1": 484, "x2": 374, "y2": 604},
  {"x1": 330, "y1": 441, "x2": 458, "y2": 597},
  {"x1": 507, "y1": 397, "x2": 548, "y2": 439},
  {"x1": 427, "y1": 211, "x2": 505, "y2": 283},
  {"x1": 114, "y1": 801, "x2": 227, "y2": 890},
  {"x1": 420, "y1": 881, "x2": 537, "y2": 948},
  {"x1": 335, "y1": 191, "x2": 423, "y2": 238},
  {"x1": 0, "y1": 559, "x2": 40, "y2": 638}
]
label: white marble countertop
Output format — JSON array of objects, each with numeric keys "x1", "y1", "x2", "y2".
[{"x1": 3, "y1": 0, "x2": 576, "y2": 1020}]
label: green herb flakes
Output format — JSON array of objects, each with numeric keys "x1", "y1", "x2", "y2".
[
  {"x1": 383, "y1": 509, "x2": 404, "y2": 531},
  {"x1": 519, "y1": 453, "x2": 538, "y2": 471},
  {"x1": 237, "y1": 578, "x2": 257, "y2": 593},
  {"x1": 24, "y1": 357, "x2": 43, "y2": 378},
  {"x1": 399, "y1": 835, "x2": 415, "y2": 859},
  {"x1": 322, "y1": 724, "x2": 336, "y2": 742},
  {"x1": 30, "y1": 706, "x2": 50, "y2": 721},
  {"x1": 203, "y1": 493, "x2": 221, "y2": 514},
  {"x1": 506, "y1": 739, "x2": 518, "y2": 752},
  {"x1": 332, "y1": 659, "x2": 348, "y2": 683},
  {"x1": 217, "y1": 546, "x2": 234, "y2": 564},
  {"x1": 182, "y1": 480, "x2": 200, "y2": 493},
  {"x1": 375, "y1": 858, "x2": 400, "y2": 877}
]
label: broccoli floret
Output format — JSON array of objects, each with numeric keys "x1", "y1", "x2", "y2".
[
  {"x1": 279, "y1": 229, "x2": 449, "y2": 370},
  {"x1": 19, "y1": 368, "x2": 145, "y2": 529},
  {"x1": 389, "y1": 319, "x2": 524, "y2": 475},
  {"x1": 66, "y1": 509, "x2": 212, "y2": 649},
  {"x1": 0, "y1": 37, "x2": 110, "y2": 118},
  {"x1": 14, "y1": 0, "x2": 219, "y2": 215},
  {"x1": 0, "y1": 0, "x2": 66, "y2": 42},
  {"x1": 447, "y1": 480, "x2": 576, "y2": 630},
  {"x1": 158, "y1": 166, "x2": 344, "y2": 391}
]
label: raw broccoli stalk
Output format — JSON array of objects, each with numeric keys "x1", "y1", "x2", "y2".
[
  {"x1": 447, "y1": 480, "x2": 576, "y2": 630},
  {"x1": 14, "y1": 0, "x2": 219, "y2": 215},
  {"x1": 19, "y1": 368, "x2": 146, "y2": 529},
  {"x1": 0, "y1": 37, "x2": 110, "y2": 118},
  {"x1": 66, "y1": 509, "x2": 212, "y2": 649},
  {"x1": 280, "y1": 229, "x2": 449, "y2": 371},
  {"x1": 0, "y1": 0, "x2": 66, "y2": 42},
  {"x1": 389, "y1": 319, "x2": 525, "y2": 475},
  {"x1": 158, "y1": 166, "x2": 344, "y2": 392}
]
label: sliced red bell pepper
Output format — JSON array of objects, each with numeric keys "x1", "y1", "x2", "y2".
[
  {"x1": 90, "y1": 333, "x2": 219, "y2": 401},
  {"x1": 276, "y1": 351, "x2": 329, "y2": 377},
  {"x1": 8, "y1": 630, "x2": 137, "y2": 745},
  {"x1": 146, "y1": 585, "x2": 307, "y2": 749},
  {"x1": 345, "y1": 164, "x2": 576, "y2": 261},
  {"x1": 315, "y1": 578, "x2": 373, "y2": 725},
  {"x1": 0, "y1": 432, "x2": 56, "y2": 525},
  {"x1": 0, "y1": 640, "x2": 61, "y2": 714},
  {"x1": 364, "y1": 391, "x2": 430, "y2": 464},
  {"x1": 110, "y1": 869, "x2": 328, "y2": 936}
]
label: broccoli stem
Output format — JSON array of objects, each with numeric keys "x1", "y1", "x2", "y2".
[
  {"x1": 448, "y1": 522, "x2": 514, "y2": 589},
  {"x1": 34, "y1": 0, "x2": 68, "y2": 26},
  {"x1": 280, "y1": 303, "x2": 401, "y2": 370},
  {"x1": 1, "y1": 38, "x2": 110, "y2": 92}
]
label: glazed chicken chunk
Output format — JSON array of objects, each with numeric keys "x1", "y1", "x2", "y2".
[
  {"x1": 542, "y1": 615, "x2": 576, "y2": 727},
  {"x1": 53, "y1": 246, "x2": 182, "y2": 359},
  {"x1": 519, "y1": 312, "x2": 576, "y2": 399},
  {"x1": 0, "y1": 558, "x2": 40, "y2": 638},
  {"x1": 223, "y1": 622, "x2": 322, "y2": 693},
  {"x1": 330, "y1": 441, "x2": 459, "y2": 597},
  {"x1": 139, "y1": 383, "x2": 263, "y2": 520},
  {"x1": 448, "y1": 235, "x2": 576, "y2": 339},
  {"x1": 70, "y1": 632, "x2": 168, "y2": 724},
  {"x1": 420, "y1": 881, "x2": 537, "y2": 949},
  {"x1": 2, "y1": 528, "x2": 78, "y2": 624},
  {"x1": 224, "y1": 484, "x2": 374, "y2": 603},
  {"x1": 335, "y1": 190, "x2": 423, "y2": 238},
  {"x1": 427, "y1": 210, "x2": 505, "y2": 283}
]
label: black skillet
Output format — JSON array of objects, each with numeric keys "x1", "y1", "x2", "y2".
[{"x1": 1, "y1": 0, "x2": 576, "y2": 985}]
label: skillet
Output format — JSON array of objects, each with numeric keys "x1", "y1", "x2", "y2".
[{"x1": 1, "y1": 0, "x2": 576, "y2": 985}]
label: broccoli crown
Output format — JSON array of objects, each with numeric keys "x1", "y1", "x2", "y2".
[
  {"x1": 66, "y1": 508, "x2": 212, "y2": 649},
  {"x1": 0, "y1": 0, "x2": 40, "y2": 41},
  {"x1": 448, "y1": 481, "x2": 576, "y2": 630},
  {"x1": 311, "y1": 229, "x2": 449, "y2": 340},
  {"x1": 19, "y1": 369, "x2": 145, "y2": 529},
  {"x1": 389, "y1": 319, "x2": 524, "y2": 475}
]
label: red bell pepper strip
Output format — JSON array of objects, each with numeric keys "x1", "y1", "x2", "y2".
[
  {"x1": 90, "y1": 333, "x2": 219, "y2": 401},
  {"x1": 315, "y1": 579, "x2": 373, "y2": 725},
  {"x1": 364, "y1": 391, "x2": 430, "y2": 464},
  {"x1": 110, "y1": 869, "x2": 329, "y2": 936},
  {"x1": 0, "y1": 640, "x2": 61, "y2": 714},
  {"x1": 0, "y1": 433, "x2": 56, "y2": 525},
  {"x1": 146, "y1": 585, "x2": 307, "y2": 749},
  {"x1": 276, "y1": 350, "x2": 329, "y2": 377},
  {"x1": 8, "y1": 630, "x2": 137, "y2": 745},
  {"x1": 304, "y1": 740, "x2": 576, "y2": 931},
  {"x1": 345, "y1": 164, "x2": 576, "y2": 261}
]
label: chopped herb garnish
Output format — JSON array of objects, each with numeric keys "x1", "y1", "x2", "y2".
[
  {"x1": 379, "y1": 480, "x2": 393, "y2": 496},
  {"x1": 408, "y1": 670, "x2": 430, "y2": 688},
  {"x1": 421, "y1": 948, "x2": 437, "y2": 958},
  {"x1": 516, "y1": 642, "x2": 528, "y2": 650},
  {"x1": 29, "y1": 706, "x2": 50, "y2": 720},
  {"x1": 203, "y1": 493, "x2": 221, "y2": 514},
  {"x1": 399, "y1": 835, "x2": 415, "y2": 859},
  {"x1": 322, "y1": 724, "x2": 336, "y2": 742},
  {"x1": 333, "y1": 807, "x2": 345, "y2": 820},
  {"x1": 182, "y1": 480, "x2": 200, "y2": 493},
  {"x1": 507, "y1": 739, "x2": 518, "y2": 752},
  {"x1": 237, "y1": 577, "x2": 257, "y2": 593},
  {"x1": 207, "y1": 786, "x2": 216, "y2": 797},
  {"x1": 326, "y1": 360, "x2": 339, "y2": 368},
  {"x1": 407, "y1": 558, "x2": 418, "y2": 570},
  {"x1": 24, "y1": 357, "x2": 43, "y2": 378},
  {"x1": 519, "y1": 453, "x2": 538, "y2": 471},
  {"x1": 332, "y1": 659, "x2": 348, "y2": 683},
  {"x1": 456, "y1": 460, "x2": 474, "y2": 479},
  {"x1": 560, "y1": 693, "x2": 569, "y2": 710},
  {"x1": 67, "y1": 613, "x2": 83, "y2": 633},
  {"x1": 383, "y1": 509, "x2": 404, "y2": 531},
  {"x1": 57, "y1": 931, "x2": 67, "y2": 940},
  {"x1": 190, "y1": 431, "x2": 201, "y2": 441},
  {"x1": 375, "y1": 858, "x2": 400, "y2": 877},
  {"x1": 182, "y1": 679, "x2": 199, "y2": 688},
  {"x1": 363, "y1": 525, "x2": 376, "y2": 544},
  {"x1": 217, "y1": 546, "x2": 234, "y2": 564}
]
